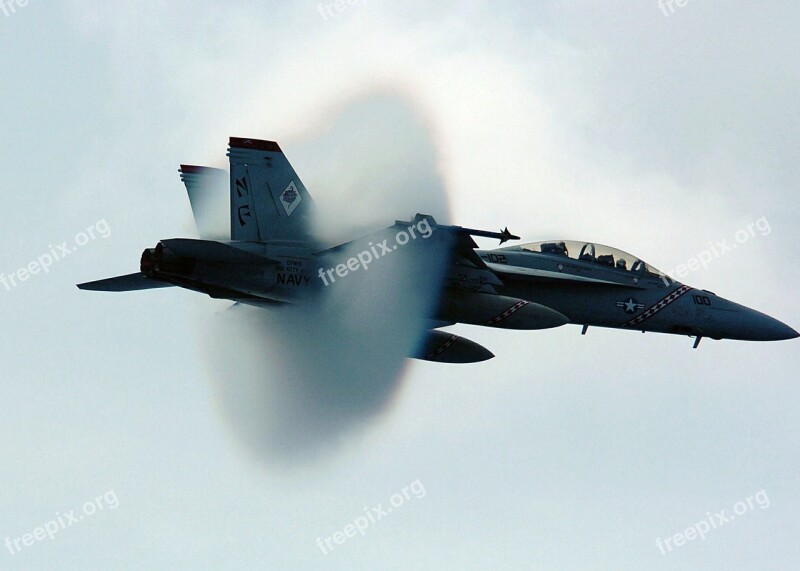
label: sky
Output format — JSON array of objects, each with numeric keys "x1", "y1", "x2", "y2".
[{"x1": 1, "y1": 1, "x2": 799, "y2": 569}]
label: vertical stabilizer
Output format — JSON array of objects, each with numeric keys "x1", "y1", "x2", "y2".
[
  {"x1": 227, "y1": 137, "x2": 315, "y2": 243},
  {"x1": 179, "y1": 165, "x2": 229, "y2": 240}
]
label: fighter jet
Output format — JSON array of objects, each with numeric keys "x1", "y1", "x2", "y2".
[{"x1": 78, "y1": 137, "x2": 798, "y2": 363}]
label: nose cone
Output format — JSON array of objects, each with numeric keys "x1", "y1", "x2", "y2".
[
  {"x1": 696, "y1": 295, "x2": 799, "y2": 341},
  {"x1": 745, "y1": 312, "x2": 799, "y2": 341},
  {"x1": 727, "y1": 306, "x2": 799, "y2": 341}
]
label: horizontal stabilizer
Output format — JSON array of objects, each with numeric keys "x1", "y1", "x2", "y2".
[{"x1": 77, "y1": 273, "x2": 174, "y2": 292}]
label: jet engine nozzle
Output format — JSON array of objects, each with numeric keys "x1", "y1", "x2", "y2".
[
  {"x1": 141, "y1": 242, "x2": 195, "y2": 278},
  {"x1": 140, "y1": 248, "x2": 156, "y2": 276}
]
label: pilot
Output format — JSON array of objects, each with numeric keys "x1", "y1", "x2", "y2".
[
  {"x1": 555, "y1": 241, "x2": 568, "y2": 257},
  {"x1": 616, "y1": 259, "x2": 628, "y2": 270}
]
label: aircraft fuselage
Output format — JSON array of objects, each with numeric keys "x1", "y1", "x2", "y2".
[{"x1": 475, "y1": 247, "x2": 797, "y2": 343}]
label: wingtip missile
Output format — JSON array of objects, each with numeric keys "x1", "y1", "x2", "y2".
[
  {"x1": 398, "y1": 214, "x2": 520, "y2": 244},
  {"x1": 498, "y1": 227, "x2": 519, "y2": 245}
]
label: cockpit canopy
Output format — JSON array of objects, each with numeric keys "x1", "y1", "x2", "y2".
[{"x1": 504, "y1": 240, "x2": 667, "y2": 278}]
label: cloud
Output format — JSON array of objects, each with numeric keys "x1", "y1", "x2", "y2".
[{"x1": 198, "y1": 95, "x2": 451, "y2": 463}]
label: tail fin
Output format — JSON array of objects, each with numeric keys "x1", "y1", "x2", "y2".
[
  {"x1": 179, "y1": 165, "x2": 229, "y2": 240},
  {"x1": 227, "y1": 137, "x2": 315, "y2": 243}
]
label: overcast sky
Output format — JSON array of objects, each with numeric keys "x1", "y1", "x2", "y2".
[{"x1": 1, "y1": 1, "x2": 799, "y2": 569}]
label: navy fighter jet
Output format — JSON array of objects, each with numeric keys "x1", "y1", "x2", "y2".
[{"x1": 78, "y1": 137, "x2": 798, "y2": 362}]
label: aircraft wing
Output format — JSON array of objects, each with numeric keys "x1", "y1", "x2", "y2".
[
  {"x1": 392, "y1": 216, "x2": 508, "y2": 293},
  {"x1": 442, "y1": 231, "x2": 505, "y2": 293}
]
